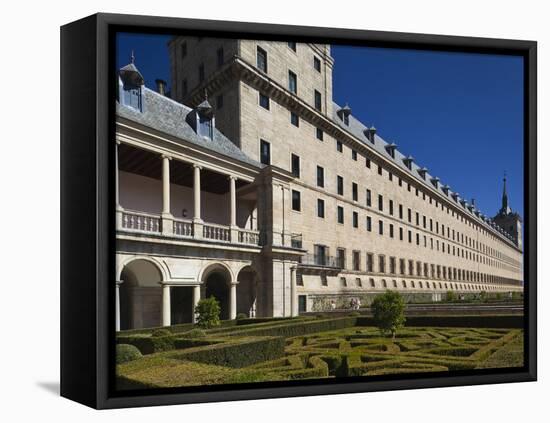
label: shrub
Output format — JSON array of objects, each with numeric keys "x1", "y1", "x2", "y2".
[
  {"x1": 195, "y1": 297, "x2": 221, "y2": 329},
  {"x1": 184, "y1": 328, "x2": 206, "y2": 338},
  {"x1": 349, "y1": 311, "x2": 361, "y2": 317},
  {"x1": 236, "y1": 313, "x2": 248, "y2": 320},
  {"x1": 116, "y1": 344, "x2": 142, "y2": 364},
  {"x1": 151, "y1": 328, "x2": 172, "y2": 337},
  {"x1": 446, "y1": 291, "x2": 457, "y2": 302},
  {"x1": 371, "y1": 290, "x2": 406, "y2": 338}
]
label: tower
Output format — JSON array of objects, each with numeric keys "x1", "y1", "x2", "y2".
[{"x1": 493, "y1": 173, "x2": 522, "y2": 250}]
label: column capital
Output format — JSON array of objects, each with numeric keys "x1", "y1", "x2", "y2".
[
  {"x1": 115, "y1": 139, "x2": 121, "y2": 145},
  {"x1": 228, "y1": 174, "x2": 238, "y2": 181},
  {"x1": 161, "y1": 154, "x2": 172, "y2": 161},
  {"x1": 116, "y1": 280, "x2": 124, "y2": 286},
  {"x1": 230, "y1": 281, "x2": 239, "y2": 287},
  {"x1": 193, "y1": 163, "x2": 203, "y2": 170}
]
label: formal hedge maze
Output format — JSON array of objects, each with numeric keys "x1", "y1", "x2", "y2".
[{"x1": 248, "y1": 327, "x2": 523, "y2": 379}]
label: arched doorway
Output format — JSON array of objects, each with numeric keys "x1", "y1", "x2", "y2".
[
  {"x1": 120, "y1": 259, "x2": 163, "y2": 330},
  {"x1": 237, "y1": 266, "x2": 258, "y2": 317},
  {"x1": 203, "y1": 265, "x2": 232, "y2": 320}
]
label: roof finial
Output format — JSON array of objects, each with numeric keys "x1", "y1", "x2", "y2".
[{"x1": 130, "y1": 49, "x2": 135, "y2": 64}]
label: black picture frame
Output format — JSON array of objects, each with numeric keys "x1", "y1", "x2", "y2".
[{"x1": 60, "y1": 12, "x2": 537, "y2": 409}]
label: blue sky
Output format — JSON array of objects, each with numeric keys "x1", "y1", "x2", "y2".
[{"x1": 116, "y1": 33, "x2": 524, "y2": 218}]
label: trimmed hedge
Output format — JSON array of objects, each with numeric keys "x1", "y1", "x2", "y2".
[
  {"x1": 226, "y1": 317, "x2": 358, "y2": 338},
  {"x1": 116, "y1": 334, "x2": 177, "y2": 355},
  {"x1": 356, "y1": 314, "x2": 522, "y2": 329},
  {"x1": 116, "y1": 344, "x2": 142, "y2": 364},
  {"x1": 171, "y1": 336, "x2": 285, "y2": 368}
]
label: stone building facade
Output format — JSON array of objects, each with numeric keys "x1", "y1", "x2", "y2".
[{"x1": 114, "y1": 38, "x2": 523, "y2": 331}]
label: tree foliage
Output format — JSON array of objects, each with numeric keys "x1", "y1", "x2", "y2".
[
  {"x1": 195, "y1": 296, "x2": 221, "y2": 329},
  {"x1": 371, "y1": 290, "x2": 406, "y2": 338}
]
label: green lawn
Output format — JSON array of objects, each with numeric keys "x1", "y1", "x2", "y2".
[{"x1": 117, "y1": 323, "x2": 523, "y2": 389}]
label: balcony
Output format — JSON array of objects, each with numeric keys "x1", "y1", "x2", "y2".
[
  {"x1": 299, "y1": 254, "x2": 344, "y2": 269},
  {"x1": 119, "y1": 209, "x2": 260, "y2": 246}
]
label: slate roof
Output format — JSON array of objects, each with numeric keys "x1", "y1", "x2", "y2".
[
  {"x1": 116, "y1": 86, "x2": 261, "y2": 168},
  {"x1": 331, "y1": 101, "x2": 516, "y2": 243}
]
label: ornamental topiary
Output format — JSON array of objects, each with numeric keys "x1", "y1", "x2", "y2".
[
  {"x1": 116, "y1": 344, "x2": 142, "y2": 364},
  {"x1": 195, "y1": 297, "x2": 221, "y2": 329},
  {"x1": 371, "y1": 290, "x2": 406, "y2": 338}
]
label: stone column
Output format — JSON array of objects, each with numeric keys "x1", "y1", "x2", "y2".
[
  {"x1": 161, "y1": 155, "x2": 173, "y2": 235},
  {"x1": 115, "y1": 141, "x2": 124, "y2": 229},
  {"x1": 290, "y1": 267, "x2": 298, "y2": 317},
  {"x1": 229, "y1": 282, "x2": 237, "y2": 320},
  {"x1": 192, "y1": 164, "x2": 203, "y2": 239},
  {"x1": 115, "y1": 280, "x2": 123, "y2": 331},
  {"x1": 162, "y1": 284, "x2": 171, "y2": 327},
  {"x1": 229, "y1": 175, "x2": 238, "y2": 242},
  {"x1": 192, "y1": 285, "x2": 201, "y2": 324}
]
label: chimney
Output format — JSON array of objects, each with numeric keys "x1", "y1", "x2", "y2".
[{"x1": 155, "y1": 79, "x2": 167, "y2": 96}]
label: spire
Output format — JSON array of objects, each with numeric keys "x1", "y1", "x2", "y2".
[
  {"x1": 500, "y1": 171, "x2": 511, "y2": 215},
  {"x1": 130, "y1": 49, "x2": 135, "y2": 64}
]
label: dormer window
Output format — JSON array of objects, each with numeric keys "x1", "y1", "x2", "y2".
[
  {"x1": 442, "y1": 185, "x2": 450, "y2": 195},
  {"x1": 118, "y1": 55, "x2": 145, "y2": 112},
  {"x1": 417, "y1": 167, "x2": 428, "y2": 180},
  {"x1": 431, "y1": 177, "x2": 440, "y2": 189},
  {"x1": 403, "y1": 156, "x2": 414, "y2": 170},
  {"x1": 186, "y1": 96, "x2": 215, "y2": 140},
  {"x1": 364, "y1": 126, "x2": 376, "y2": 144},
  {"x1": 198, "y1": 113, "x2": 213, "y2": 139},
  {"x1": 337, "y1": 104, "x2": 351, "y2": 125},
  {"x1": 386, "y1": 143, "x2": 397, "y2": 159}
]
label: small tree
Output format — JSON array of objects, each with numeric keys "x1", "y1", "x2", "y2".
[
  {"x1": 371, "y1": 290, "x2": 406, "y2": 338},
  {"x1": 195, "y1": 296, "x2": 221, "y2": 329}
]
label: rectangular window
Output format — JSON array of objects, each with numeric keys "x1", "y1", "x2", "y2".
[
  {"x1": 408, "y1": 208, "x2": 412, "y2": 223},
  {"x1": 316, "y1": 128, "x2": 323, "y2": 141},
  {"x1": 337, "y1": 206, "x2": 344, "y2": 224},
  {"x1": 390, "y1": 257, "x2": 396, "y2": 274},
  {"x1": 260, "y1": 139, "x2": 270, "y2": 165},
  {"x1": 400, "y1": 259, "x2": 406, "y2": 275},
  {"x1": 337, "y1": 248, "x2": 346, "y2": 269},
  {"x1": 216, "y1": 47, "x2": 224, "y2": 68},
  {"x1": 378, "y1": 194, "x2": 383, "y2": 211},
  {"x1": 288, "y1": 41, "x2": 297, "y2": 51},
  {"x1": 256, "y1": 46, "x2": 267, "y2": 72},
  {"x1": 389, "y1": 200, "x2": 394, "y2": 216},
  {"x1": 378, "y1": 165, "x2": 383, "y2": 176},
  {"x1": 366, "y1": 158, "x2": 371, "y2": 168},
  {"x1": 353, "y1": 211, "x2": 359, "y2": 228},
  {"x1": 198, "y1": 63, "x2": 205, "y2": 82},
  {"x1": 408, "y1": 230, "x2": 412, "y2": 243},
  {"x1": 317, "y1": 199, "x2": 325, "y2": 218},
  {"x1": 367, "y1": 253, "x2": 374, "y2": 272},
  {"x1": 290, "y1": 111, "x2": 299, "y2": 127},
  {"x1": 314, "y1": 56, "x2": 321, "y2": 72},
  {"x1": 389, "y1": 224, "x2": 394, "y2": 238},
  {"x1": 291, "y1": 190, "x2": 301, "y2": 211},
  {"x1": 409, "y1": 260, "x2": 414, "y2": 276},
  {"x1": 379, "y1": 255, "x2": 386, "y2": 273},
  {"x1": 291, "y1": 154, "x2": 300, "y2": 178},
  {"x1": 366, "y1": 216, "x2": 372, "y2": 232},
  {"x1": 399, "y1": 227, "x2": 403, "y2": 241},
  {"x1": 416, "y1": 233, "x2": 420, "y2": 245},
  {"x1": 416, "y1": 212, "x2": 420, "y2": 226},
  {"x1": 288, "y1": 70, "x2": 297, "y2": 94},
  {"x1": 366, "y1": 189, "x2": 372, "y2": 207},
  {"x1": 352, "y1": 183, "x2": 358, "y2": 201},
  {"x1": 337, "y1": 175, "x2": 344, "y2": 195},
  {"x1": 314, "y1": 90, "x2": 322, "y2": 111},
  {"x1": 352, "y1": 150, "x2": 358, "y2": 161},
  {"x1": 336, "y1": 140, "x2": 343, "y2": 152},
  {"x1": 379, "y1": 220, "x2": 384, "y2": 235},
  {"x1": 317, "y1": 166, "x2": 325, "y2": 187},
  {"x1": 259, "y1": 93, "x2": 270, "y2": 110},
  {"x1": 399, "y1": 204, "x2": 403, "y2": 219}
]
